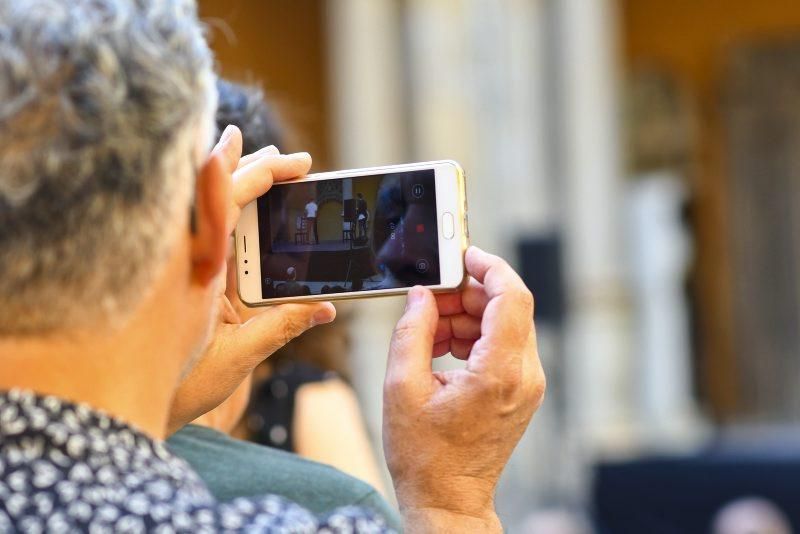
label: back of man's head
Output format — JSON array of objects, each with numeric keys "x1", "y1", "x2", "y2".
[{"x1": 0, "y1": 0, "x2": 215, "y2": 335}]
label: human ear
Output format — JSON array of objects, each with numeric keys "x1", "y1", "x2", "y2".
[{"x1": 190, "y1": 152, "x2": 232, "y2": 285}]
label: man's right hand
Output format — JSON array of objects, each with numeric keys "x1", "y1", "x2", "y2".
[
  {"x1": 166, "y1": 128, "x2": 335, "y2": 436},
  {"x1": 383, "y1": 246, "x2": 545, "y2": 533}
]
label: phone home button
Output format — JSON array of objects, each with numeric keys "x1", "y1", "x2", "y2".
[{"x1": 442, "y1": 212, "x2": 455, "y2": 239}]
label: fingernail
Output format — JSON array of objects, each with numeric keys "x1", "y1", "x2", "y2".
[
  {"x1": 286, "y1": 151, "x2": 310, "y2": 160},
  {"x1": 264, "y1": 145, "x2": 280, "y2": 155},
  {"x1": 220, "y1": 124, "x2": 236, "y2": 144},
  {"x1": 313, "y1": 307, "x2": 335, "y2": 326},
  {"x1": 405, "y1": 286, "x2": 424, "y2": 311}
]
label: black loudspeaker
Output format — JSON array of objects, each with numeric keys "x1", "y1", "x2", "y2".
[
  {"x1": 517, "y1": 236, "x2": 565, "y2": 327},
  {"x1": 342, "y1": 198, "x2": 356, "y2": 222}
]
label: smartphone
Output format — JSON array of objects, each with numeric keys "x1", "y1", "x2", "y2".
[{"x1": 235, "y1": 160, "x2": 469, "y2": 305}]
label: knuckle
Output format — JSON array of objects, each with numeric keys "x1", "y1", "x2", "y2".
[
  {"x1": 391, "y1": 318, "x2": 418, "y2": 344},
  {"x1": 529, "y1": 373, "x2": 547, "y2": 408},
  {"x1": 514, "y1": 287, "x2": 535, "y2": 314},
  {"x1": 480, "y1": 370, "x2": 522, "y2": 406},
  {"x1": 501, "y1": 368, "x2": 524, "y2": 398},
  {"x1": 383, "y1": 371, "x2": 412, "y2": 405},
  {"x1": 475, "y1": 362, "x2": 543, "y2": 417},
  {"x1": 383, "y1": 373, "x2": 400, "y2": 393},
  {"x1": 473, "y1": 372, "x2": 502, "y2": 398},
  {"x1": 280, "y1": 314, "x2": 308, "y2": 345}
]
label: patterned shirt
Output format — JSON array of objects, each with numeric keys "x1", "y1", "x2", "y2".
[{"x1": 0, "y1": 390, "x2": 393, "y2": 533}]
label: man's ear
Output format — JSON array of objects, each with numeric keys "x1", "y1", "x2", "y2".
[{"x1": 190, "y1": 152, "x2": 232, "y2": 286}]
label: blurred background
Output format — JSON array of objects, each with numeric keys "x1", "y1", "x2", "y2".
[{"x1": 199, "y1": 1, "x2": 800, "y2": 532}]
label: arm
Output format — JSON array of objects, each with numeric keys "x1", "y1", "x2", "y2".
[
  {"x1": 384, "y1": 246, "x2": 546, "y2": 533},
  {"x1": 294, "y1": 378, "x2": 387, "y2": 496},
  {"x1": 191, "y1": 374, "x2": 251, "y2": 433}
]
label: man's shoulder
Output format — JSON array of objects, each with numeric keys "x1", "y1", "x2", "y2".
[{"x1": 167, "y1": 424, "x2": 400, "y2": 530}]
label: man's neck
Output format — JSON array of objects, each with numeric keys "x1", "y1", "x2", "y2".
[{"x1": 0, "y1": 323, "x2": 183, "y2": 441}]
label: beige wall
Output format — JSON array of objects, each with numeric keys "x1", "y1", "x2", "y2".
[{"x1": 198, "y1": 0, "x2": 333, "y2": 169}]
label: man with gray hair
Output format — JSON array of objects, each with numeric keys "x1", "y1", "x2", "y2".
[{"x1": 0, "y1": 1, "x2": 546, "y2": 532}]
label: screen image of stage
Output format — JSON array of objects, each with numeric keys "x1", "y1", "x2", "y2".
[{"x1": 256, "y1": 169, "x2": 440, "y2": 298}]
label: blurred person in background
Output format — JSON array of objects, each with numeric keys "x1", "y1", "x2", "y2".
[
  {"x1": 712, "y1": 497, "x2": 792, "y2": 534},
  {"x1": 0, "y1": 1, "x2": 545, "y2": 532},
  {"x1": 168, "y1": 80, "x2": 389, "y2": 514}
]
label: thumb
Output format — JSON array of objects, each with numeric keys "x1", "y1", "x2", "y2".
[
  {"x1": 385, "y1": 286, "x2": 438, "y2": 393},
  {"x1": 231, "y1": 302, "x2": 336, "y2": 365}
]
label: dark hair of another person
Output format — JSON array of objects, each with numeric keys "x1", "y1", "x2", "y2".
[{"x1": 216, "y1": 79, "x2": 287, "y2": 154}]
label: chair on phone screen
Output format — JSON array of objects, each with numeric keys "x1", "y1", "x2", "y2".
[{"x1": 295, "y1": 216, "x2": 309, "y2": 245}]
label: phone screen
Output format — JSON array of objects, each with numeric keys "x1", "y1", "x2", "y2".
[{"x1": 256, "y1": 169, "x2": 440, "y2": 298}]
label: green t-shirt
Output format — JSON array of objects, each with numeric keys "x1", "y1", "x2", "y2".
[{"x1": 167, "y1": 424, "x2": 402, "y2": 531}]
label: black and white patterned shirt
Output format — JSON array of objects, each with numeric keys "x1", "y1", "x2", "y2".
[{"x1": 0, "y1": 390, "x2": 392, "y2": 533}]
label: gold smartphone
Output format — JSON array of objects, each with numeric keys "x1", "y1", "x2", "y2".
[{"x1": 235, "y1": 160, "x2": 469, "y2": 306}]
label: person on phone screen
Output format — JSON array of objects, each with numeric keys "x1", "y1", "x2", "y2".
[
  {"x1": 276, "y1": 266, "x2": 307, "y2": 297},
  {"x1": 356, "y1": 192, "x2": 369, "y2": 239},
  {"x1": 0, "y1": 3, "x2": 545, "y2": 532},
  {"x1": 305, "y1": 197, "x2": 319, "y2": 244}
]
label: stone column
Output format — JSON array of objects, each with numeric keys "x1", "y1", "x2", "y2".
[
  {"x1": 554, "y1": 0, "x2": 635, "y2": 457},
  {"x1": 325, "y1": 0, "x2": 408, "y2": 501},
  {"x1": 403, "y1": 0, "x2": 565, "y2": 526}
]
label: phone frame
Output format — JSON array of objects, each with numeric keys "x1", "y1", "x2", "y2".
[{"x1": 235, "y1": 160, "x2": 469, "y2": 306}]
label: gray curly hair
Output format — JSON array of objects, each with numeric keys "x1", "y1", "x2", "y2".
[{"x1": 0, "y1": 0, "x2": 217, "y2": 335}]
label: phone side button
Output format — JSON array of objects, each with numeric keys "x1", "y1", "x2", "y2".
[{"x1": 443, "y1": 212, "x2": 455, "y2": 239}]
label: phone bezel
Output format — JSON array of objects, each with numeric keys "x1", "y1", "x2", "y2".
[{"x1": 235, "y1": 160, "x2": 469, "y2": 306}]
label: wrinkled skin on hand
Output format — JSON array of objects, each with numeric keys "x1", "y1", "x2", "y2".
[{"x1": 383, "y1": 246, "x2": 545, "y2": 532}]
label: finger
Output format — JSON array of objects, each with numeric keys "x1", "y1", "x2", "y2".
[
  {"x1": 450, "y1": 313, "x2": 481, "y2": 340},
  {"x1": 464, "y1": 247, "x2": 535, "y2": 372},
  {"x1": 434, "y1": 278, "x2": 490, "y2": 317},
  {"x1": 227, "y1": 152, "x2": 313, "y2": 232},
  {"x1": 465, "y1": 246, "x2": 529, "y2": 302},
  {"x1": 232, "y1": 152, "x2": 312, "y2": 208},
  {"x1": 462, "y1": 279, "x2": 491, "y2": 317},
  {"x1": 231, "y1": 301, "x2": 336, "y2": 364},
  {"x1": 237, "y1": 145, "x2": 280, "y2": 169},
  {"x1": 268, "y1": 152, "x2": 311, "y2": 182},
  {"x1": 211, "y1": 125, "x2": 243, "y2": 174},
  {"x1": 433, "y1": 340, "x2": 450, "y2": 358},
  {"x1": 434, "y1": 313, "x2": 481, "y2": 343},
  {"x1": 225, "y1": 237, "x2": 237, "y2": 300},
  {"x1": 434, "y1": 291, "x2": 463, "y2": 315},
  {"x1": 385, "y1": 286, "x2": 438, "y2": 391},
  {"x1": 219, "y1": 294, "x2": 240, "y2": 325},
  {"x1": 450, "y1": 338, "x2": 475, "y2": 360},
  {"x1": 466, "y1": 246, "x2": 533, "y2": 330},
  {"x1": 434, "y1": 317, "x2": 451, "y2": 344}
]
